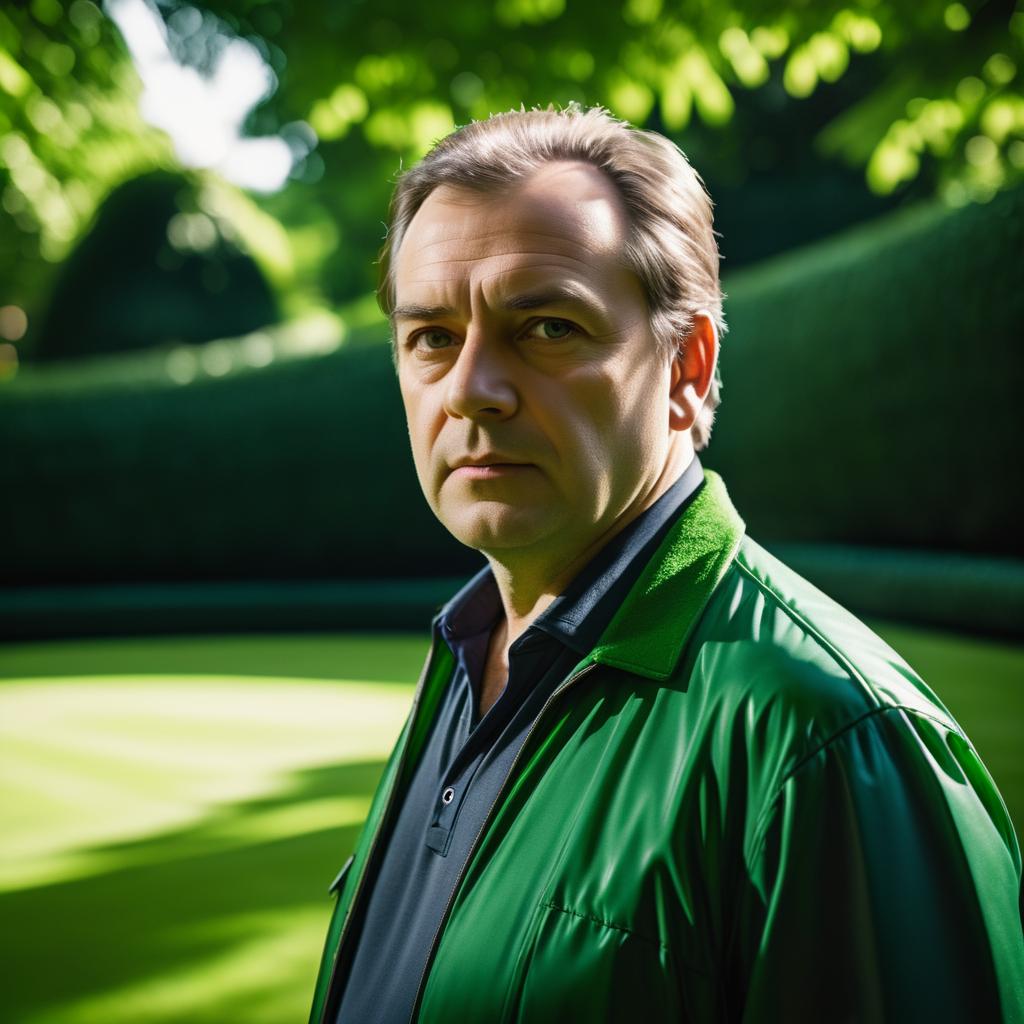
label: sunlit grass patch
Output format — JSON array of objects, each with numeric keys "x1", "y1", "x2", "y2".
[
  {"x1": 0, "y1": 624, "x2": 1019, "y2": 1024},
  {"x1": 0, "y1": 675, "x2": 413, "y2": 891},
  {"x1": 0, "y1": 633, "x2": 422, "y2": 1024}
]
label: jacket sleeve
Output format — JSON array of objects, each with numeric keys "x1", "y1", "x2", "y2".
[{"x1": 727, "y1": 705, "x2": 1024, "y2": 1024}]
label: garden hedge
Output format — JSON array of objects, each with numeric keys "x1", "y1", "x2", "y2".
[{"x1": 3, "y1": 183, "x2": 1021, "y2": 636}]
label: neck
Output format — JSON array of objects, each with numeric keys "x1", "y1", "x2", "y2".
[{"x1": 483, "y1": 445, "x2": 695, "y2": 649}]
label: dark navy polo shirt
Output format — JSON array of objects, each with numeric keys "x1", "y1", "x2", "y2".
[{"x1": 334, "y1": 455, "x2": 706, "y2": 1024}]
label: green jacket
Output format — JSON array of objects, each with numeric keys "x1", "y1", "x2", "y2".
[{"x1": 310, "y1": 470, "x2": 1024, "y2": 1023}]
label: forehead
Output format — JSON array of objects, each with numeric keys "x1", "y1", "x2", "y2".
[{"x1": 392, "y1": 162, "x2": 638, "y2": 305}]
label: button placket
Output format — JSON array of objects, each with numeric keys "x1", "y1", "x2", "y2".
[
  {"x1": 425, "y1": 755, "x2": 478, "y2": 856},
  {"x1": 435, "y1": 766, "x2": 469, "y2": 828}
]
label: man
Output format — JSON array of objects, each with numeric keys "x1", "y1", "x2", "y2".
[{"x1": 310, "y1": 103, "x2": 1024, "y2": 1023}]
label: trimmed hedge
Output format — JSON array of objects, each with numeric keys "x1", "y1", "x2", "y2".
[
  {"x1": 2, "y1": 332, "x2": 478, "y2": 584},
  {"x1": 707, "y1": 182, "x2": 1024, "y2": 554},
  {"x1": 2, "y1": 184, "x2": 1022, "y2": 592},
  {"x1": 2, "y1": 552, "x2": 1021, "y2": 642}
]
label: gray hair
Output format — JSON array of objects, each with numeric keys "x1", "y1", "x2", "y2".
[{"x1": 377, "y1": 102, "x2": 726, "y2": 451}]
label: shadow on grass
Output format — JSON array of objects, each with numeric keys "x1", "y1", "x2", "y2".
[
  {"x1": 0, "y1": 633, "x2": 432, "y2": 683},
  {"x1": 0, "y1": 757, "x2": 386, "y2": 1022}
]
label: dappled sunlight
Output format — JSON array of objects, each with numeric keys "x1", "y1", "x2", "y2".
[
  {"x1": 206, "y1": 794, "x2": 371, "y2": 844},
  {"x1": 0, "y1": 788, "x2": 374, "y2": 894},
  {"x1": 0, "y1": 667, "x2": 413, "y2": 1023},
  {"x1": 105, "y1": 0, "x2": 303, "y2": 193},
  {"x1": 0, "y1": 675, "x2": 411, "y2": 890}
]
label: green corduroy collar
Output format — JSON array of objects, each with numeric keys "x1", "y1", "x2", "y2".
[{"x1": 580, "y1": 468, "x2": 746, "y2": 681}]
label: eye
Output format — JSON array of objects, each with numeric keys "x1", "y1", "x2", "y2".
[
  {"x1": 526, "y1": 318, "x2": 579, "y2": 342},
  {"x1": 410, "y1": 328, "x2": 456, "y2": 351}
]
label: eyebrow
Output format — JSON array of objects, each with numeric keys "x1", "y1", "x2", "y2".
[{"x1": 391, "y1": 284, "x2": 605, "y2": 323}]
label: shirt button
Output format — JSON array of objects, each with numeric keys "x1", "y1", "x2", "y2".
[{"x1": 441, "y1": 787, "x2": 455, "y2": 805}]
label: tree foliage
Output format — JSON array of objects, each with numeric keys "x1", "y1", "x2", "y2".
[
  {"x1": 0, "y1": 1, "x2": 173, "y2": 318},
  {"x1": 1, "y1": 0, "x2": 1021, "y2": 352},
  {"x1": 221, "y1": 0, "x2": 1024, "y2": 201}
]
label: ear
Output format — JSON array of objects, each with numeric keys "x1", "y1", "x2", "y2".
[{"x1": 668, "y1": 312, "x2": 718, "y2": 432}]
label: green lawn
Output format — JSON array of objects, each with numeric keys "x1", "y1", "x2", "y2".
[
  {"x1": 0, "y1": 625, "x2": 1020, "y2": 1023},
  {"x1": 0, "y1": 634, "x2": 426, "y2": 1024}
]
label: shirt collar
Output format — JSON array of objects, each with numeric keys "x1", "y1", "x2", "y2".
[{"x1": 436, "y1": 454, "x2": 706, "y2": 656}]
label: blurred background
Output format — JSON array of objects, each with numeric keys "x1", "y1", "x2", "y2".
[{"x1": 1, "y1": 0, "x2": 1022, "y2": 1020}]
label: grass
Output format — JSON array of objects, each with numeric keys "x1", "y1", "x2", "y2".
[
  {"x1": 0, "y1": 624, "x2": 1020, "y2": 1023},
  {"x1": 0, "y1": 634, "x2": 426, "y2": 1024}
]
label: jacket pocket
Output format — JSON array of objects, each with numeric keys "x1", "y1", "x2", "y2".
[
  {"x1": 327, "y1": 853, "x2": 355, "y2": 897},
  {"x1": 502, "y1": 899, "x2": 681, "y2": 1023}
]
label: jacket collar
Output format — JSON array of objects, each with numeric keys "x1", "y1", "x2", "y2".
[
  {"x1": 429, "y1": 467, "x2": 745, "y2": 683},
  {"x1": 579, "y1": 468, "x2": 746, "y2": 681},
  {"x1": 434, "y1": 454, "x2": 707, "y2": 659}
]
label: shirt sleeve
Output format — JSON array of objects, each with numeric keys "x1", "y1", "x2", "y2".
[{"x1": 727, "y1": 705, "x2": 1024, "y2": 1023}]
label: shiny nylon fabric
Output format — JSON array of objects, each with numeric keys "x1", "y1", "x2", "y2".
[{"x1": 310, "y1": 471, "x2": 1024, "y2": 1023}]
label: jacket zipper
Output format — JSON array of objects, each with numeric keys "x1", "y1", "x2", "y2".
[
  {"x1": 406, "y1": 660, "x2": 600, "y2": 1023},
  {"x1": 318, "y1": 635, "x2": 440, "y2": 1024}
]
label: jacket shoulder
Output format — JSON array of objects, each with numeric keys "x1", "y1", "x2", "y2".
[{"x1": 688, "y1": 534, "x2": 961, "y2": 743}]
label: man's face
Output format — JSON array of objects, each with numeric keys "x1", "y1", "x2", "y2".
[{"x1": 392, "y1": 161, "x2": 678, "y2": 567}]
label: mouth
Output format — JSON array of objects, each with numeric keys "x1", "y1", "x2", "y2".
[{"x1": 450, "y1": 462, "x2": 534, "y2": 479}]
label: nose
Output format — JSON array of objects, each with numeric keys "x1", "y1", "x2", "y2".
[{"x1": 443, "y1": 329, "x2": 518, "y2": 420}]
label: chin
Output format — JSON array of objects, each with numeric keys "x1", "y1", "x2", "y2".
[{"x1": 440, "y1": 504, "x2": 555, "y2": 553}]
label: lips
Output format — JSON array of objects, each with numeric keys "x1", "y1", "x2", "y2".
[
  {"x1": 447, "y1": 454, "x2": 536, "y2": 483},
  {"x1": 450, "y1": 454, "x2": 531, "y2": 469}
]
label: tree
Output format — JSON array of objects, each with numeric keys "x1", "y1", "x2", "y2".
[{"x1": 2, "y1": 0, "x2": 1021, "y2": 354}]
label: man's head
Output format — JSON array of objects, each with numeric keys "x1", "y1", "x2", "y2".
[
  {"x1": 379, "y1": 103, "x2": 726, "y2": 450},
  {"x1": 381, "y1": 104, "x2": 724, "y2": 576}
]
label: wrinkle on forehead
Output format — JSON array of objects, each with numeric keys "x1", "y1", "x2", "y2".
[{"x1": 401, "y1": 252, "x2": 611, "y2": 287}]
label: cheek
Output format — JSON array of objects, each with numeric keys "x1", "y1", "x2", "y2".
[
  {"x1": 618, "y1": 359, "x2": 669, "y2": 426},
  {"x1": 528, "y1": 375, "x2": 633, "y2": 504},
  {"x1": 559, "y1": 366, "x2": 657, "y2": 446},
  {"x1": 399, "y1": 386, "x2": 436, "y2": 478},
  {"x1": 575, "y1": 368, "x2": 670, "y2": 482}
]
